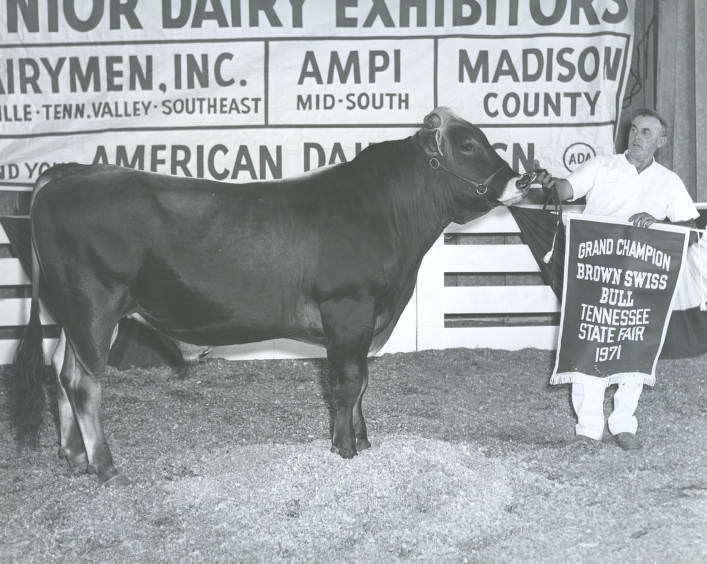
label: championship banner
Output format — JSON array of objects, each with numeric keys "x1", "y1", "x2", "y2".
[
  {"x1": 552, "y1": 214, "x2": 689, "y2": 386},
  {"x1": 0, "y1": 1, "x2": 635, "y2": 188}
]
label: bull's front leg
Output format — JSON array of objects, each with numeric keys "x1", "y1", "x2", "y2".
[{"x1": 320, "y1": 296, "x2": 374, "y2": 459}]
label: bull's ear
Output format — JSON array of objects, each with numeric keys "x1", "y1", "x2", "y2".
[
  {"x1": 423, "y1": 111, "x2": 442, "y2": 129},
  {"x1": 417, "y1": 128, "x2": 441, "y2": 158}
]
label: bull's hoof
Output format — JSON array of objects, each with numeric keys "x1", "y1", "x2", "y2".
[
  {"x1": 356, "y1": 438, "x2": 371, "y2": 451},
  {"x1": 58, "y1": 447, "x2": 88, "y2": 474},
  {"x1": 330, "y1": 444, "x2": 357, "y2": 459},
  {"x1": 88, "y1": 463, "x2": 121, "y2": 484}
]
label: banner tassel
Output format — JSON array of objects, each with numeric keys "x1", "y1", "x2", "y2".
[{"x1": 543, "y1": 228, "x2": 557, "y2": 264}]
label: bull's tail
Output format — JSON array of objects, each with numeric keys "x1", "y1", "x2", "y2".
[{"x1": 10, "y1": 198, "x2": 47, "y2": 447}]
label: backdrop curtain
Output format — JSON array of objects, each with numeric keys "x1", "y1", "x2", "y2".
[
  {"x1": 657, "y1": 0, "x2": 706, "y2": 202},
  {"x1": 617, "y1": 0, "x2": 658, "y2": 151}
]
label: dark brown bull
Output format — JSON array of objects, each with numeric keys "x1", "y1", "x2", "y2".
[{"x1": 11, "y1": 108, "x2": 528, "y2": 483}]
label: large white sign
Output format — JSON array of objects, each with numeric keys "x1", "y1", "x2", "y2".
[{"x1": 0, "y1": 0, "x2": 635, "y2": 188}]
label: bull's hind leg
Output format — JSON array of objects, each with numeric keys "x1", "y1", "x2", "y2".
[
  {"x1": 58, "y1": 296, "x2": 128, "y2": 483},
  {"x1": 60, "y1": 340, "x2": 119, "y2": 483},
  {"x1": 353, "y1": 369, "x2": 371, "y2": 451},
  {"x1": 320, "y1": 296, "x2": 374, "y2": 459},
  {"x1": 52, "y1": 331, "x2": 88, "y2": 473}
]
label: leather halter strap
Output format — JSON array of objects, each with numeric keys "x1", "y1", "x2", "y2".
[{"x1": 427, "y1": 156, "x2": 510, "y2": 203}]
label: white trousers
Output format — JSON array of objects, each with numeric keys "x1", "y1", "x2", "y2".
[{"x1": 571, "y1": 379, "x2": 643, "y2": 440}]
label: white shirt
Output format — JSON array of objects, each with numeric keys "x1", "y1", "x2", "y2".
[{"x1": 567, "y1": 153, "x2": 699, "y2": 222}]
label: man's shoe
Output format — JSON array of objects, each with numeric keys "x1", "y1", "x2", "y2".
[{"x1": 614, "y1": 432, "x2": 642, "y2": 450}]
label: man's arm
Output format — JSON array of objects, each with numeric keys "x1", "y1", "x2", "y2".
[{"x1": 533, "y1": 169, "x2": 574, "y2": 201}]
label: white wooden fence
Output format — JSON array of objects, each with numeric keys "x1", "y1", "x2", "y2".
[
  {"x1": 0, "y1": 222, "x2": 57, "y2": 362},
  {"x1": 417, "y1": 205, "x2": 564, "y2": 352},
  {"x1": 0, "y1": 206, "x2": 576, "y2": 364}
]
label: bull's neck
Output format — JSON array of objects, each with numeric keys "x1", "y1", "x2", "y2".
[
  {"x1": 367, "y1": 138, "x2": 459, "y2": 263},
  {"x1": 392, "y1": 139, "x2": 459, "y2": 248}
]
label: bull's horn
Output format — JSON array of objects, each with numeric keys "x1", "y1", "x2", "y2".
[{"x1": 423, "y1": 111, "x2": 442, "y2": 129}]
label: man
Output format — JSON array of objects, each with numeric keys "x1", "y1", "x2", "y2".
[{"x1": 534, "y1": 108, "x2": 699, "y2": 450}]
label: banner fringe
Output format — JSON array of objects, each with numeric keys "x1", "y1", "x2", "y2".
[{"x1": 551, "y1": 371, "x2": 656, "y2": 387}]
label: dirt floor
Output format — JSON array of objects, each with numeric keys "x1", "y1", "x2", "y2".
[{"x1": 1, "y1": 347, "x2": 706, "y2": 563}]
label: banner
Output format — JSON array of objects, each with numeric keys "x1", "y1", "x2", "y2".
[
  {"x1": 552, "y1": 214, "x2": 689, "y2": 386},
  {"x1": 0, "y1": 1, "x2": 635, "y2": 188}
]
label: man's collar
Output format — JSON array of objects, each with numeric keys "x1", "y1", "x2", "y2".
[{"x1": 623, "y1": 151, "x2": 655, "y2": 173}]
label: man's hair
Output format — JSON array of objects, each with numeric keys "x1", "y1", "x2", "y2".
[{"x1": 632, "y1": 108, "x2": 668, "y2": 136}]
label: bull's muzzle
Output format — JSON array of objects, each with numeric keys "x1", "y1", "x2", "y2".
[{"x1": 496, "y1": 173, "x2": 529, "y2": 205}]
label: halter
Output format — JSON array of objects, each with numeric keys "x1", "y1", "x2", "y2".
[
  {"x1": 427, "y1": 156, "x2": 508, "y2": 204},
  {"x1": 425, "y1": 127, "x2": 523, "y2": 205}
]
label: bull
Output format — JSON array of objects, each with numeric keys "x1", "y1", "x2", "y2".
[{"x1": 11, "y1": 108, "x2": 529, "y2": 483}]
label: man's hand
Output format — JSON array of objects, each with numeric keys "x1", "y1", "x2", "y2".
[
  {"x1": 533, "y1": 160, "x2": 555, "y2": 192},
  {"x1": 629, "y1": 212, "x2": 657, "y2": 228},
  {"x1": 528, "y1": 160, "x2": 573, "y2": 202}
]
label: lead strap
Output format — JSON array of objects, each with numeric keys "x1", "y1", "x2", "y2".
[{"x1": 542, "y1": 186, "x2": 562, "y2": 264}]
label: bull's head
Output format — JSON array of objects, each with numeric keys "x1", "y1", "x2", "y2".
[{"x1": 415, "y1": 108, "x2": 528, "y2": 218}]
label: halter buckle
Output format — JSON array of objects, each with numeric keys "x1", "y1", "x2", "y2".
[
  {"x1": 429, "y1": 157, "x2": 440, "y2": 170},
  {"x1": 476, "y1": 184, "x2": 488, "y2": 196}
]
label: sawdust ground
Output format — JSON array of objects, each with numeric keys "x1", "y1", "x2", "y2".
[{"x1": 1, "y1": 348, "x2": 706, "y2": 563}]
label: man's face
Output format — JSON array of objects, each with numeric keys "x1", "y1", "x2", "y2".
[{"x1": 627, "y1": 115, "x2": 666, "y2": 164}]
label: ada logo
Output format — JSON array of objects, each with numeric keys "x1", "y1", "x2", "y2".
[{"x1": 563, "y1": 142, "x2": 596, "y2": 172}]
